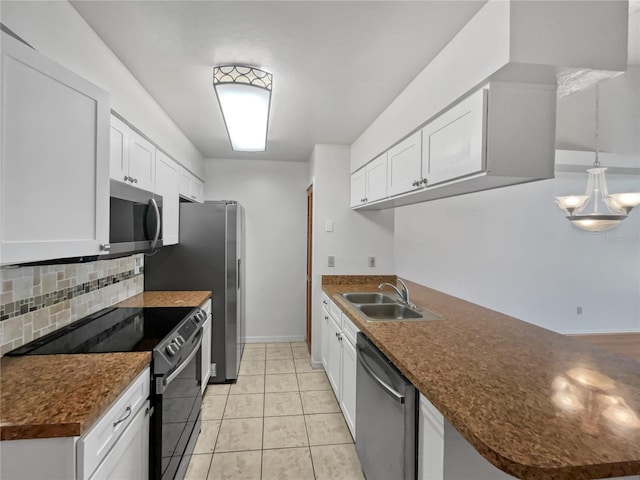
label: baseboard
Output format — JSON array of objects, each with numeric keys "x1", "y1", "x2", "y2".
[
  {"x1": 244, "y1": 335, "x2": 306, "y2": 344},
  {"x1": 311, "y1": 359, "x2": 323, "y2": 369}
]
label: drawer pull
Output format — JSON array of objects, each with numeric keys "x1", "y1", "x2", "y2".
[{"x1": 113, "y1": 406, "x2": 132, "y2": 428}]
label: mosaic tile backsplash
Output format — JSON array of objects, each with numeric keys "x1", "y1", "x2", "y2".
[{"x1": 0, "y1": 254, "x2": 144, "y2": 356}]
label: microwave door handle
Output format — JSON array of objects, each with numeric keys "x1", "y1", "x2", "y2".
[{"x1": 150, "y1": 198, "x2": 161, "y2": 249}]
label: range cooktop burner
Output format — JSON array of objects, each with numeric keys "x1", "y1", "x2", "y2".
[{"x1": 7, "y1": 307, "x2": 197, "y2": 356}]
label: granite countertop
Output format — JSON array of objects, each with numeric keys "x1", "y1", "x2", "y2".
[
  {"x1": 0, "y1": 352, "x2": 151, "y2": 440},
  {"x1": 116, "y1": 290, "x2": 212, "y2": 308},
  {"x1": 323, "y1": 276, "x2": 640, "y2": 480}
]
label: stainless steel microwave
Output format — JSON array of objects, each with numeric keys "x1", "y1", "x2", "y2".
[{"x1": 108, "y1": 180, "x2": 163, "y2": 255}]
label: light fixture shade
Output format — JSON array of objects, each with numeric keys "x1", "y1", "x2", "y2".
[
  {"x1": 213, "y1": 65, "x2": 272, "y2": 152},
  {"x1": 567, "y1": 214, "x2": 626, "y2": 232},
  {"x1": 607, "y1": 193, "x2": 640, "y2": 214}
]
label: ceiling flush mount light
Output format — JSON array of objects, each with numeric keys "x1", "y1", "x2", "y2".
[
  {"x1": 213, "y1": 65, "x2": 272, "y2": 152},
  {"x1": 555, "y1": 85, "x2": 640, "y2": 232}
]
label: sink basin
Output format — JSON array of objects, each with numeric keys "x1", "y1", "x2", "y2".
[
  {"x1": 341, "y1": 292, "x2": 397, "y2": 304},
  {"x1": 357, "y1": 304, "x2": 442, "y2": 321}
]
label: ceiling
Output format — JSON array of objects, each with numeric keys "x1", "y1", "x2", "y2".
[{"x1": 70, "y1": 1, "x2": 486, "y2": 162}]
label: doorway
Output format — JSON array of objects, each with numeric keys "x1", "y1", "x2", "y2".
[{"x1": 306, "y1": 185, "x2": 313, "y2": 353}]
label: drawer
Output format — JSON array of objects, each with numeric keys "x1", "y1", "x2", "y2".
[
  {"x1": 321, "y1": 293, "x2": 331, "y2": 313},
  {"x1": 77, "y1": 366, "x2": 150, "y2": 479},
  {"x1": 341, "y1": 313, "x2": 360, "y2": 346}
]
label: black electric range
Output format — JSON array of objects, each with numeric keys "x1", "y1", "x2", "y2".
[{"x1": 7, "y1": 305, "x2": 207, "y2": 480}]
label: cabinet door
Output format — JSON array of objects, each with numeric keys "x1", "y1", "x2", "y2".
[
  {"x1": 419, "y1": 394, "x2": 444, "y2": 480},
  {"x1": 87, "y1": 401, "x2": 150, "y2": 480},
  {"x1": 340, "y1": 337, "x2": 357, "y2": 440},
  {"x1": 1, "y1": 32, "x2": 110, "y2": 265},
  {"x1": 128, "y1": 131, "x2": 156, "y2": 192},
  {"x1": 350, "y1": 169, "x2": 366, "y2": 207},
  {"x1": 387, "y1": 131, "x2": 422, "y2": 197},
  {"x1": 155, "y1": 151, "x2": 180, "y2": 246},
  {"x1": 365, "y1": 153, "x2": 388, "y2": 203},
  {"x1": 422, "y1": 89, "x2": 486, "y2": 187},
  {"x1": 201, "y1": 315, "x2": 212, "y2": 393},
  {"x1": 109, "y1": 115, "x2": 130, "y2": 184},
  {"x1": 321, "y1": 308, "x2": 330, "y2": 370},
  {"x1": 326, "y1": 317, "x2": 342, "y2": 397},
  {"x1": 192, "y1": 177, "x2": 205, "y2": 203}
]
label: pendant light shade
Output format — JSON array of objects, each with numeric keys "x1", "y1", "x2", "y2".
[
  {"x1": 555, "y1": 85, "x2": 640, "y2": 232},
  {"x1": 213, "y1": 65, "x2": 273, "y2": 152}
]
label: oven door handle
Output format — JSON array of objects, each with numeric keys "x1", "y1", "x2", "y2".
[
  {"x1": 163, "y1": 332, "x2": 202, "y2": 389},
  {"x1": 150, "y1": 197, "x2": 161, "y2": 250},
  {"x1": 357, "y1": 345, "x2": 405, "y2": 404}
]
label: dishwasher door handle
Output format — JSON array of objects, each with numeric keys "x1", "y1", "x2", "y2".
[{"x1": 357, "y1": 346, "x2": 405, "y2": 404}]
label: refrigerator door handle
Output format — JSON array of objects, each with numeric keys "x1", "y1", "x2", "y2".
[{"x1": 237, "y1": 259, "x2": 241, "y2": 290}]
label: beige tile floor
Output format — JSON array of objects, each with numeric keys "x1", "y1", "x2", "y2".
[{"x1": 185, "y1": 342, "x2": 365, "y2": 480}]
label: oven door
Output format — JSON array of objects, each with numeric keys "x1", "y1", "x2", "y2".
[{"x1": 156, "y1": 332, "x2": 202, "y2": 480}]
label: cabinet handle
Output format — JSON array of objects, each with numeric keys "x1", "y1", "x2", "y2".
[
  {"x1": 335, "y1": 332, "x2": 339, "y2": 338},
  {"x1": 421, "y1": 178, "x2": 428, "y2": 185},
  {"x1": 412, "y1": 180, "x2": 418, "y2": 187},
  {"x1": 133, "y1": 177, "x2": 138, "y2": 184},
  {"x1": 324, "y1": 316, "x2": 329, "y2": 320},
  {"x1": 338, "y1": 333, "x2": 342, "y2": 341},
  {"x1": 124, "y1": 175, "x2": 130, "y2": 182},
  {"x1": 322, "y1": 300, "x2": 328, "y2": 305},
  {"x1": 113, "y1": 406, "x2": 132, "y2": 428}
]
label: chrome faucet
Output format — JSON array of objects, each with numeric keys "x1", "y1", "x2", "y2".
[{"x1": 378, "y1": 279, "x2": 414, "y2": 307}]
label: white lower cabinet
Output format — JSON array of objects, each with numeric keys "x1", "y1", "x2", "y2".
[
  {"x1": 339, "y1": 330, "x2": 357, "y2": 437},
  {"x1": 320, "y1": 293, "x2": 360, "y2": 440},
  {"x1": 0, "y1": 367, "x2": 151, "y2": 480},
  {"x1": 201, "y1": 300, "x2": 212, "y2": 393},
  {"x1": 419, "y1": 394, "x2": 445, "y2": 480},
  {"x1": 87, "y1": 399, "x2": 150, "y2": 480},
  {"x1": 326, "y1": 314, "x2": 342, "y2": 394}
]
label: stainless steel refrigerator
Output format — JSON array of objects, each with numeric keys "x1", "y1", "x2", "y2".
[{"x1": 144, "y1": 200, "x2": 245, "y2": 383}]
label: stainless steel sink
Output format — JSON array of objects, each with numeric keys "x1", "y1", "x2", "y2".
[
  {"x1": 356, "y1": 304, "x2": 442, "y2": 322},
  {"x1": 341, "y1": 292, "x2": 397, "y2": 304}
]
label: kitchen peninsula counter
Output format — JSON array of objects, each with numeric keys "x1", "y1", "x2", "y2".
[
  {"x1": 0, "y1": 352, "x2": 151, "y2": 440},
  {"x1": 322, "y1": 276, "x2": 640, "y2": 480}
]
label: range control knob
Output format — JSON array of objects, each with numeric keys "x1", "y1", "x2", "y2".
[
  {"x1": 195, "y1": 310, "x2": 206, "y2": 322},
  {"x1": 174, "y1": 336, "x2": 185, "y2": 346},
  {"x1": 165, "y1": 343, "x2": 179, "y2": 357}
]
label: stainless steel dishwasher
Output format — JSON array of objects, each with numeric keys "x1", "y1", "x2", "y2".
[{"x1": 356, "y1": 332, "x2": 417, "y2": 480}]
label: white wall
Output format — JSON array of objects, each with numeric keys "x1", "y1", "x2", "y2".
[
  {"x1": 1, "y1": 1, "x2": 204, "y2": 177},
  {"x1": 310, "y1": 145, "x2": 395, "y2": 364},
  {"x1": 204, "y1": 158, "x2": 308, "y2": 342},
  {"x1": 394, "y1": 71, "x2": 640, "y2": 335}
]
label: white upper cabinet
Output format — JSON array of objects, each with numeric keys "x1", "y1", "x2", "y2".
[
  {"x1": 109, "y1": 115, "x2": 130, "y2": 184},
  {"x1": 354, "y1": 81, "x2": 555, "y2": 210},
  {"x1": 128, "y1": 131, "x2": 156, "y2": 192},
  {"x1": 350, "y1": 153, "x2": 388, "y2": 208},
  {"x1": 350, "y1": 168, "x2": 366, "y2": 208},
  {"x1": 365, "y1": 153, "x2": 388, "y2": 203},
  {"x1": 422, "y1": 89, "x2": 486, "y2": 187},
  {"x1": 179, "y1": 166, "x2": 204, "y2": 203},
  {"x1": 0, "y1": 32, "x2": 110, "y2": 265},
  {"x1": 387, "y1": 131, "x2": 422, "y2": 197},
  {"x1": 110, "y1": 115, "x2": 156, "y2": 192},
  {"x1": 155, "y1": 150, "x2": 180, "y2": 246}
]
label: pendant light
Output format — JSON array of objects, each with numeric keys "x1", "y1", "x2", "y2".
[
  {"x1": 555, "y1": 85, "x2": 640, "y2": 232},
  {"x1": 213, "y1": 65, "x2": 273, "y2": 152}
]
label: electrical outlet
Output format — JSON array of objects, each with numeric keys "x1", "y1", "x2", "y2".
[
  {"x1": 134, "y1": 258, "x2": 141, "y2": 275},
  {"x1": 368, "y1": 256, "x2": 376, "y2": 267},
  {"x1": 328, "y1": 256, "x2": 335, "y2": 267}
]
